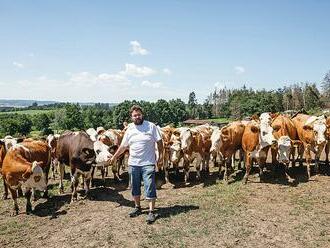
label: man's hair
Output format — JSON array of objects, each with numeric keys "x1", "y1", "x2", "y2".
[{"x1": 129, "y1": 105, "x2": 144, "y2": 115}]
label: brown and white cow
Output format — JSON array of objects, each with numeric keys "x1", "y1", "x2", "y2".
[
  {"x1": 242, "y1": 113, "x2": 278, "y2": 184},
  {"x1": 0, "y1": 136, "x2": 25, "y2": 199},
  {"x1": 55, "y1": 131, "x2": 99, "y2": 202},
  {"x1": 159, "y1": 125, "x2": 174, "y2": 182},
  {"x1": 1, "y1": 140, "x2": 50, "y2": 215},
  {"x1": 97, "y1": 129, "x2": 127, "y2": 180},
  {"x1": 210, "y1": 121, "x2": 245, "y2": 183},
  {"x1": 174, "y1": 125, "x2": 212, "y2": 183},
  {"x1": 271, "y1": 114, "x2": 302, "y2": 182},
  {"x1": 292, "y1": 114, "x2": 327, "y2": 179}
]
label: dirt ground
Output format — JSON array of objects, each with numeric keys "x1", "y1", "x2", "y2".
[{"x1": 0, "y1": 159, "x2": 330, "y2": 248}]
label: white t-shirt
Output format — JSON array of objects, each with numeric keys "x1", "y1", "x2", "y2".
[{"x1": 121, "y1": 120, "x2": 162, "y2": 166}]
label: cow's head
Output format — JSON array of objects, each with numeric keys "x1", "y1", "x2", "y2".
[
  {"x1": 259, "y1": 113, "x2": 277, "y2": 148},
  {"x1": 170, "y1": 133, "x2": 182, "y2": 164},
  {"x1": 71, "y1": 147, "x2": 96, "y2": 170},
  {"x1": 179, "y1": 128, "x2": 193, "y2": 152},
  {"x1": 22, "y1": 161, "x2": 47, "y2": 191},
  {"x1": 277, "y1": 136, "x2": 302, "y2": 165},
  {"x1": 94, "y1": 141, "x2": 113, "y2": 164},
  {"x1": 210, "y1": 128, "x2": 221, "y2": 159},
  {"x1": 303, "y1": 115, "x2": 327, "y2": 146}
]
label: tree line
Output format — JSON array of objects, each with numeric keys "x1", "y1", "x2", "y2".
[{"x1": 1, "y1": 70, "x2": 329, "y2": 137}]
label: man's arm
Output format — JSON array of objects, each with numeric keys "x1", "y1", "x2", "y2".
[{"x1": 110, "y1": 145, "x2": 127, "y2": 164}]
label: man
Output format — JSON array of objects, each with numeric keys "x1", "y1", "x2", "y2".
[{"x1": 110, "y1": 105, "x2": 163, "y2": 224}]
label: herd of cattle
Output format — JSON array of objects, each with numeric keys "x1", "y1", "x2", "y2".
[{"x1": 0, "y1": 112, "x2": 330, "y2": 216}]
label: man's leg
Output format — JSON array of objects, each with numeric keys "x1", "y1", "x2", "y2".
[
  {"x1": 129, "y1": 166, "x2": 142, "y2": 217},
  {"x1": 142, "y1": 165, "x2": 157, "y2": 223}
]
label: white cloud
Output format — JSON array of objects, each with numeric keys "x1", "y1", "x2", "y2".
[
  {"x1": 28, "y1": 53, "x2": 35, "y2": 57},
  {"x1": 130, "y1": 40, "x2": 149, "y2": 55},
  {"x1": 69, "y1": 71, "x2": 131, "y2": 87},
  {"x1": 234, "y1": 66, "x2": 245, "y2": 74},
  {"x1": 214, "y1": 82, "x2": 225, "y2": 89},
  {"x1": 163, "y1": 68, "x2": 172, "y2": 75},
  {"x1": 13, "y1": 61, "x2": 24, "y2": 68},
  {"x1": 141, "y1": 80, "x2": 163, "y2": 89},
  {"x1": 120, "y1": 63, "x2": 156, "y2": 77}
]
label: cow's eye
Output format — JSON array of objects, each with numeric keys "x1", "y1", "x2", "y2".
[{"x1": 96, "y1": 150, "x2": 101, "y2": 154}]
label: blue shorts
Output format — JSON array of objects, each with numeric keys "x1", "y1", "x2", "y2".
[{"x1": 129, "y1": 165, "x2": 157, "y2": 200}]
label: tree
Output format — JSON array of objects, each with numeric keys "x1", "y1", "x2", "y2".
[
  {"x1": 321, "y1": 70, "x2": 330, "y2": 98},
  {"x1": 63, "y1": 103, "x2": 84, "y2": 130}
]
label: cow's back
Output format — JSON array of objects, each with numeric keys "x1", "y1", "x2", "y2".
[
  {"x1": 292, "y1": 114, "x2": 313, "y2": 143},
  {"x1": 21, "y1": 140, "x2": 50, "y2": 166},
  {"x1": 242, "y1": 121, "x2": 259, "y2": 152},
  {"x1": 272, "y1": 115, "x2": 298, "y2": 140}
]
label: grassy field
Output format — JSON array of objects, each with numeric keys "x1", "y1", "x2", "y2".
[{"x1": 0, "y1": 163, "x2": 329, "y2": 248}]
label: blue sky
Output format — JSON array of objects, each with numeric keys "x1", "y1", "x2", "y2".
[{"x1": 0, "y1": 0, "x2": 330, "y2": 103}]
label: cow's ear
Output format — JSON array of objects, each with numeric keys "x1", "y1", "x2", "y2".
[
  {"x1": 270, "y1": 112, "x2": 280, "y2": 119},
  {"x1": 251, "y1": 114, "x2": 259, "y2": 121},
  {"x1": 291, "y1": 140, "x2": 302, "y2": 147},
  {"x1": 250, "y1": 125, "x2": 259, "y2": 133},
  {"x1": 0, "y1": 139, "x2": 4, "y2": 145},
  {"x1": 303, "y1": 125, "x2": 313, "y2": 131},
  {"x1": 173, "y1": 130, "x2": 180, "y2": 136},
  {"x1": 221, "y1": 128, "x2": 229, "y2": 136},
  {"x1": 22, "y1": 167, "x2": 32, "y2": 180},
  {"x1": 272, "y1": 125, "x2": 281, "y2": 131}
]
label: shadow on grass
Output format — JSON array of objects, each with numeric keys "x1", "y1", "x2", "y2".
[{"x1": 155, "y1": 204, "x2": 200, "y2": 219}]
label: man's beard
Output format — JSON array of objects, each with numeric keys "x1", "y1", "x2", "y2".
[{"x1": 133, "y1": 117, "x2": 144, "y2": 125}]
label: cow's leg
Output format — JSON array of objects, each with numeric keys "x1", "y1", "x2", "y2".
[
  {"x1": 2, "y1": 178, "x2": 8, "y2": 200},
  {"x1": 25, "y1": 187, "x2": 33, "y2": 214},
  {"x1": 43, "y1": 165, "x2": 50, "y2": 199},
  {"x1": 70, "y1": 170, "x2": 79, "y2": 203},
  {"x1": 243, "y1": 152, "x2": 252, "y2": 184},
  {"x1": 271, "y1": 147, "x2": 278, "y2": 166},
  {"x1": 298, "y1": 144, "x2": 304, "y2": 166},
  {"x1": 84, "y1": 171, "x2": 92, "y2": 198},
  {"x1": 91, "y1": 166, "x2": 96, "y2": 188},
  {"x1": 195, "y1": 155, "x2": 203, "y2": 181},
  {"x1": 112, "y1": 162, "x2": 121, "y2": 182},
  {"x1": 9, "y1": 187, "x2": 19, "y2": 216},
  {"x1": 315, "y1": 144, "x2": 325, "y2": 175},
  {"x1": 164, "y1": 152, "x2": 170, "y2": 183},
  {"x1": 325, "y1": 141, "x2": 329, "y2": 165},
  {"x1": 17, "y1": 186, "x2": 23, "y2": 197},
  {"x1": 183, "y1": 159, "x2": 190, "y2": 183},
  {"x1": 204, "y1": 153, "x2": 210, "y2": 173},
  {"x1": 305, "y1": 147, "x2": 312, "y2": 180},
  {"x1": 223, "y1": 158, "x2": 230, "y2": 184},
  {"x1": 290, "y1": 146, "x2": 296, "y2": 167},
  {"x1": 59, "y1": 163, "x2": 65, "y2": 194},
  {"x1": 284, "y1": 164, "x2": 295, "y2": 183},
  {"x1": 100, "y1": 166, "x2": 106, "y2": 186},
  {"x1": 238, "y1": 149, "x2": 244, "y2": 170}
]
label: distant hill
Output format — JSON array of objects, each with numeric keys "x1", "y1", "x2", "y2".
[
  {"x1": 0, "y1": 99, "x2": 117, "y2": 108},
  {"x1": 0, "y1": 99, "x2": 57, "y2": 108}
]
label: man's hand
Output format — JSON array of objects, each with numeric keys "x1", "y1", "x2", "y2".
[{"x1": 109, "y1": 156, "x2": 117, "y2": 165}]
